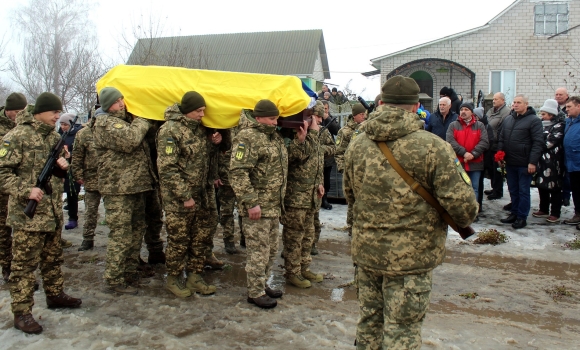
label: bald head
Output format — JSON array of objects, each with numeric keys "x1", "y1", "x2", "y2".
[
  {"x1": 555, "y1": 87, "x2": 569, "y2": 105},
  {"x1": 493, "y1": 92, "x2": 505, "y2": 109}
]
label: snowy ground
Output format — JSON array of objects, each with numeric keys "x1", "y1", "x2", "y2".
[{"x1": 1, "y1": 180, "x2": 579, "y2": 349}]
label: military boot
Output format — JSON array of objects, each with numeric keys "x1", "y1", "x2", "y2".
[
  {"x1": 224, "y1": 242, "x2": 239, "y2": 255},
  {"x1": 105, "y1": 283, "x2": 139, "y2": 295},
  {"x1": 138, "y1": 258, "x2": 156, "y2": 277},
  {"x1": 61, "y1": 238, "x2": 73, "y2": 248},
  {"x1": 46, "y1": 292, "x2": 82, "y2": 309},
  {"x1": 166, "y1": 275, "x2": 192, "y2": 298},
  {"x1": 14, "y1": 313, "x2": 42, "y2": 334},
  {"x1": 265, "y1": 286, "x2": 283, "y2": 298},
  {"x1": 310, "y1": 244, "x2": 319, "y2": 256},
  {"x1": 148, "y1": 251, "x2": 166, "y2": 265},
  {"x1": 302, "y1": 270, "x2": 323, "y2": 283},
  {"x1": 78, "y1": 240, "x2": 94, "y2": 251},
  {"x1": 247, "y1": 294, "x2": 277, "y2": 309},
  {"x1": 204, "y1": 254, "x2": 224, "y2": 270},
  {"x1": 286, "y1": 274, "x2": 311, "y2": 288},
  {"x1": 2, "y1": 264, "x2": 10, "y2": 282},
  {"x1": 186, "y1": 273, "x2": 216, "y2": 295}
]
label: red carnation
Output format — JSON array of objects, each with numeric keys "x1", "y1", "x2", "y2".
[{"x1": 494, "y1": 150, "x2": 505, "y2": 163}]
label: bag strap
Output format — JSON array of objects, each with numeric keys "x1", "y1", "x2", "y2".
[{"x1": 376, "y1": 141, "x2": 460, "y2": 233}]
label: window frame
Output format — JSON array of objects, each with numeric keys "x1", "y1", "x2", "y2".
[
  {"x1": 534, "y1": 2, "x2": 569, "y2": 36},
  {"x1": 489, "y1": 70, "x2": 517, "y2": 105}
]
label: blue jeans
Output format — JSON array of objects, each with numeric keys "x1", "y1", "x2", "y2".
[
  {"x1": 506, "y1": 165, "x2": 532, "y2": 220},
  {"x1": 467, "y1": 171, "x2": 482, "y2": 201}
]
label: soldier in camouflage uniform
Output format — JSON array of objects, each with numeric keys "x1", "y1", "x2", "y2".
[
  {"x1": 93, "y1": 87, "x2": 157, "y2": 295},
  {"x1": 335, "y1": 103, "x2": 366, "y2": 236},
  {"x1": 230, "y1": 100, "x2": 288, "y2": 309},
  {"x1": 157, "y1": 91, "x2": 217, "y2": 297},
  {"x1": 280, "y1": 101, "x2": 326, "y2": 289},
  {"x1": 0, "y1": 93, "x2": 27, "y2": 282},
  {"x1": 203, "y1": 135, "x2": 224, "y2": 269},
  {"x1": 71, "y1": 114, "x2": 101, "y2": 251},
  {"x1": 0, "y1": 93, "x2": 82, "y2": 334},
  {"x1": 343, "y1": 76, "x2": 478, "y2": 349},
  {"x1": 216, "y1": 128, "x2": 240, "y2": 254}
]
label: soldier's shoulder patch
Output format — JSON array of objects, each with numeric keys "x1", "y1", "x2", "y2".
[
  {"x1": 0, "y1": 141, "x2": 10, "y2": 158},
  {"x1": 235, "y1": 143, "x2": 246, "y2": 161},
  {"x1": 165, "y1": 137, "x2": 175, "y2": 155},
  {"x1": 112, "y1": 123, "x2": 124, "y2": 129},
  {"x1": 455, "y1": 158, "x2": 471, "y2": 185},
  {"x1": 335, "y1": 135, "x2": 341, "y2": 145}
]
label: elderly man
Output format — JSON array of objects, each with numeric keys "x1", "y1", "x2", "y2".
[
  {"x1": 485, "y1": 92, "x2": 511, "y2": 200},
  {"x1": 563, "y1": 96, "x2": 580, "y2": 226},
  {"x1": 426, "y1": 97, "x2": 458, "y2": 140},
  {"x1": 498, "y1": 94, "x2": 544, "y2": 229},
  {"x1": 555, "y1": 87, "x2": 569, "y2": 114}
]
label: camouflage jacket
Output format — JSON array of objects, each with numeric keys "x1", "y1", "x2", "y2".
[
  {"x1": 230, "y1": 110, "x2": 288, "y2": 217},
  {"x1": 283, "y1": 129, "x2": 324, "y2": 209},
  {"x1": 92, "y1": 108, "x2": 156, "y2": 195},
  {"x1": 157, "y1": 104, "x2": 211, "y2": 212},
  {"x1": 344, "y1": 104, "x2": 478, "y2": 275},
  {"x1": 217, "y1": 129, "x2": 233, "y2": 186},
  {"x1": 71, "y1": 118, "x2": 99, "y2": 192},
  {"x1": 320, "y1": 127, "x2": 336, "y2": 167},
  {"x1": 0, "y1": 105, "x2": 65, "y2": 231},
  {"x1": 335, "y1": 119, "x2": 358, "y2": 172},
  {"x1": 0, "y1": 107, "x2": 17, "y2": 138}
]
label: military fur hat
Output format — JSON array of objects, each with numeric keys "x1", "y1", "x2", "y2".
[
  {"x1": 180, "y1": 91, "x2": 206, "y2": 115},
  {"x1": 460, "y1": 102, "x2": 474, "y2": 112},
  {"x1": 253, "y1": 99, "x2": 279, "y2": 117},
  {"x1": 312, "y1": 101, "x2": 325, "y2": 117},
  {"x1": 99, "y1": 87, "x2": 124, "y2": 112},
  {"x1": 352, "y1": 103, "x2": 366, "y2": 116},
  {"x1": 5, "y1": 92, "x2": 27, "y2": 111},
  {"x1": 381, "y1": 76, "x2": 420, "y2": 104},
  {"x1": 33, "y1": 92, "x2": 63, "y2": 114}
]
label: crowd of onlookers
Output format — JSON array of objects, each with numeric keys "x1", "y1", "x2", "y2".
[{"x1": 317, "y1": 84, "x2": 349, "y2": 105}]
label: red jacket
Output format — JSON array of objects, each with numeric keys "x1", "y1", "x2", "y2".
[{"x1": 446, "y1": 117, "x2": 490, "y2": 171}]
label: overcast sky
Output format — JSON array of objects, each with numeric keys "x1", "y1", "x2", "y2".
[{"x1": 3, "y1": 0, "x2": 516, "y2": 99}]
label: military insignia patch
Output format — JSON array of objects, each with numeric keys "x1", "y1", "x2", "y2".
[
  {"x1": 455, "y1": 158, "x2": 471, "y2": 185},
  {"x1": 113, "y1": 123, "x2": 124, "y2": 129},
  {"x1": 0, "y1": 141, "x2": 9, "y2": 158},
  {"x1": 165, "y1": 138, "x2": 175, "y2": 155},
  {"x1": 235, "y1": 143, "x2": 246, "y2": 161},
  {"x1": 335, "y1": 136, "x2": 341, "y2": 145}
]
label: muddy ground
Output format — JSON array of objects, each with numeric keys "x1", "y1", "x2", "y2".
[{"x1": 1, "y1": 183, "x2": 579, "y2": 349}]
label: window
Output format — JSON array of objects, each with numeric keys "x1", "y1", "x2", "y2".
[
  {"x1": 535, "y1": 3, "x2": 569, "y2": 35},
  {"x1": 490, "y1": 70, "x2": 516, "y2": 105}
]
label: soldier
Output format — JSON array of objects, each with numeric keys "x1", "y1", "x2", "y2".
[
  {"x1": 203, "y1": 133, "x2": 225, "y2": 269},
  {"x1": 0, "y1": 92, "x2": 27, "y2": 281},
  {"x1": 230, "y1": 100, "x2": 288, "y2": 309},
  {"x1": 93, "y1": 87, "x2": 156, "y2": 294},
  {"x1": 216, "y1": 129, "x2": 240, "y2": 254},
  {"x1": 157, "y1": 91, "x2": 217, "y2": 297},
  {"x1": 335, "y1": 103, "x2": 366, "y2": 236},
  {"x1": 344, "y1": 76, "x2": 478, "y2": 349},
  {"x1": 280, "y1": 101, "x2": 325, "y2": 289},
  {"x1": 0, "y1": 92, "x2": 82, "y2": 334},
  {"x1": 72, "y1": 112, "x2": 101, "y2": 251}
]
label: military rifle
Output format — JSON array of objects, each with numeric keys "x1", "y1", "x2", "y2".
[
  {"x1": 357, "y1": 96, "x2": 375, "y2": 114},
  {"x1": 24, "y1": 115, "x2": 79, "y2": 219},
  {"x1": 319, "y1": 115, "x2": 338, "y2": 135}
]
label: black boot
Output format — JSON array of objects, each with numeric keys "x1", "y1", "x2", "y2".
[
  {"x1": 247, "y1": 295, "x2": 277, "y2": 309},
  {"x1": 500, "y1": 214, "x2": 517, "y2": 223},
  {"x1": 512, "y1": 219, "x2": 527, "y2": 229},
  {"x1": 322, "y1": 194, "x2": 332, "y2": 210},
  {"x1": 78, "y1": 240, "x2": 94, "y2": 251}
]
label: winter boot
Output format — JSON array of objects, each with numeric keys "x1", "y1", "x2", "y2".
[
  {"x1": 302, "y1": 269, "x2": 324, "y2": 283},
  {"x1": 105, "y1": 283, "x2": 139, "y2": 295},
  {"x1": 224, "y1": 242, "x2": 239, "y2": 255},
  {"x1": 310, "y1": 244, "x2": 319, "y2": 256},
  {"x1": 46, "y1": 291, "x2": 82, "y2": 309},
  {"x1": 286, "y1": 274, "x2": 311, "y2": 288},
  {"x1": 204, "y1": 254, "x2": 224, "y2": 270},
  {"x1": 64, "y1": 220, "x2": 78, "y2": 230},
  {"x1": 14, "y1": 313, "x2": 42, "y2": 334},
  {"x1": 78, "y1": 240, "x2": 94, "y2": 251},
  {"x1": 148, "y1": 251, "x2": 166, "y2": 265},
  {"x1": 186, "y1": 273, "x2": 216, "y2": 295},
  {"x1": 322, "y1": 194, "x2": 332, "y2": 210},
  {"x1": 247, "y1": 294, "x2": 277, "y2": 309},
  {"x1": 166, "y1": 275, "x2": 192, "y2": 298},
  {"x1": 2, "y1": 264, "x2": 10, "y2": 282},
  {"x1": 265, "y1": 286, "x2": 283, "y2": 298}
]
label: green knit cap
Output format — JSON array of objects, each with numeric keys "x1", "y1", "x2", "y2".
[
  {"x1": 5, "y1": 92, "x2": 27, "y2": 111},
  {"x1": 381, "y1": 75, "x2": 420, "y2": 104},
  {"x1": 99, "y1": 87, "x2": 124, "y2": 112},
  {"x1": 33, "y1": 92, "x2": 63, "y2": 114},
  {"x1": 313, "y1": 101, "x2": 324, "y2": 117},
  {"x1": 352, "y1": 103, "x2": 366, "y2": 116},
  {"x1": 179, "y1": 91, "x2": 206, "y2": 115},
  {"x1": 253, "y1": 99, "x2": 279, "y2": 117}
]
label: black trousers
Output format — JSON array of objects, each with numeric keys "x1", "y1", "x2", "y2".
[
  {"x1": 538, "y1": 188, "x2": 563, "y2": 217},
  {"x1": 491, "y1": 161, "x2": 504, "y2": 196},
  {"x1": 323, "y1": 166, "x2": 333, "y2": 196},
  {"x1": 570, "y1": 171, "x2": 580, "y2": 215},
  {"x1": 66, "y1": 181, "x2": 81, "y2": 221}
]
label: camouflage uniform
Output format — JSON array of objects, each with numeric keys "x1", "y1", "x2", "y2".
[
  {"x1": 156, "y1": 104, "x2": 214, "y2": 276},
  {"x1": 314, "y1": 127, "x2": 336, "y2": 245},
  {"x1": 280, "y1": 125, "x2": 324, "y2": 277},
  {"x1": 230, "y1": 111, "x2": 287, "y2": 298},
  {"x1": 0, "y1": 107, "x2": 16, "y2": 273},
  {"x1": 203, "y1": 143, "x2": 220, "y2": 260},
  {"x1": 143, "y1": 125, "x2": 164, "y2": 255},
  {"x1": 0, "y1": 105, "x2": 67, "y2": 315},
  {"x1": 217, "y1": 138, "x2": 237, "y2": 245},
  {"x1": 335, "y1": 119, "x2": 360, "y2": 234},
  {"x1": 92, "y1": 108, "x2": 156, "y2": 286},
  {"x1": 343, "y1": 104, "x2": 478, "y2": 349},
  {"x1": 71, "y1": 117, "x2": 101, "y2": 241}
]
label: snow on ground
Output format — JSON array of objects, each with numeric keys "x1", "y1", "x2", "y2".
[{"x1": 0, "y1": 179, "x2": 579, "y2": 349}]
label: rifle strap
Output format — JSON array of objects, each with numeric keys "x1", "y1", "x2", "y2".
[{"x1": 376, "y1": 141, "x2": 459, "y2": 232}]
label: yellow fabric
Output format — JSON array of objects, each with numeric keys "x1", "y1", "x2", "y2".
[{"x1": 96, "y1": 65, "x2": 311, "y2": 129}]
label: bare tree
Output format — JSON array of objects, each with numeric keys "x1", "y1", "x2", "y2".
[
  {"x1": 8, "y1": 0, "x2": 106, "y2": 112},
  {"x1": 342, "y1": 79, "x2": 367, "y2": 101}
]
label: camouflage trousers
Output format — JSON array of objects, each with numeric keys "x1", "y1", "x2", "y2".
[
  {"x1": 165, "y1": 206, "x2": 214, "y2": 276},
  {"x1": 281, "y1": 207, "x2": 315, "y2": 277},
  {"x1": 0, "y1": 195, "x2": 12, "y2": 269},
  {"x1": 242, "y1": 216, "x2": 279, "y2": 298},
  {"x1": 103, "y1": 193, "x2": 147, "y2": 286},
  {"x1": 144, "y1": 189, "x2": 164, "y2": 253},
  {"x1": 356, "y1": 266, "x2": 432, "y2": 350},
  {"x1": 218, "y1": 185, "x2": 236, "y2": 244},
  {"x1": 82, "y1": 190, "x2": 101, "y2": 241},
  {"x1": 10, "y1": 228, "x2": 64, "y2": 315},
  {"x1": 203, "y1": 185, "x2": 219, "y2": 259},
  {"x1": 314, "y1": 210, "x2": 321, "y2": 244},
  {"x1": 347, "y1": 203, "x2": 353, "y2": 234}
]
